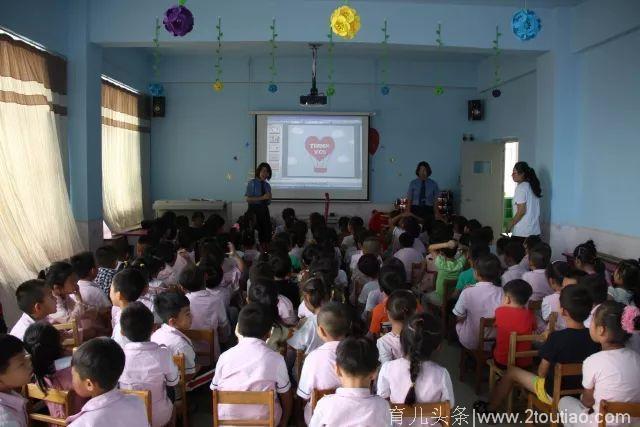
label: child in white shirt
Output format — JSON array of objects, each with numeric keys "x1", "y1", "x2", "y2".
[
  {"x1": 377, "y1": 290, "x2": 417, "y2": 364},
  {"x1": 288, "y1": 277, "x2": 329, "y2": 355},
  {"x1": 541, "y1": 261, "x2": 571, "y2": 331},
  {"x1": 609, "y1": 260, "x2": 639, "y2": 305},
  {"x1": 501, "y1": 240, "x2": 528, "y2": 286},
  {"x1": 522, "y1": 243, "x2": 554, "y2": 301},
  {"x1": 356, "y1": 254, "x2": 380, "y2": 310},
  {"x1": 0, "y1": 335, "x2": 32, "y2": 427},
  {"x1": 393, "y1": 233, "x2": 424, "y2": 285},
  {"x1": 10, "y1": 279, "x2": 56, "y2": 341}
]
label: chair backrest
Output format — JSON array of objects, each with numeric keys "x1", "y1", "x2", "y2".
[
  {"x1": 311, "y1": 388, "x2": 336, "y2": 411},
  {"x1": 598, "y1": 400, "x2": 640, "y2": 427},
  {"x1": 54, "y1": 319, "x2": 80, "y2": 348},
  {"x1": 182, "y1": 328, "x2": 215, "y2": 365},
  {"x1": 26, "y1": 383, "x2": 70, "y2": 426},
  {"x1": 507, "y1": 331, "x2": 545, "y2": 366},
  {"x1": 172, "y1": 353, "x2": 188, "y2": 427},
  {"x1": 212, "y1": 390, "x2": 275, "y2": 427},
  {"x1": 547, "y1": 311, "x2": 558, "y2": 334},
  {"x1": 550, "y1": 363, "x2": 583, "y2": 405},
  {"x1": 390, "y1": 401, "x2": 451, "y2": 427},
  {"x1": 121, "y1": 388, "x2": 152, "y2": 425},
  {"x1": 475, "y1": 317, "x2": 496, "y2": 352}
]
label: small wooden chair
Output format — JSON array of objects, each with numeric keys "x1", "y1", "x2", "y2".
[
  {"x1": 310, "y1": 388, "x2": 336, "y2": 411},
  {"x1": 598, "y1": 400, "x2": 640, "y2": 427},
  {"x1": 121, "y1": 388, "x2": 152, "y2": 425},
  {"x1": 181, "y1": 328, "x2": 216, "y2": 391},
  {"x1": 527, "y1": 363, "x2": 583, "y2": 427},
  {"x1": 172, "y1": 353, "x2": 188, "y2": 427},
  {"x1": 212, "y1": 390, "x2": 275, "y2": 427},
  {"x1": 459, "y1": 317, "x2": 495, "y2": 394},
  {"x1": 547, "y1": 311, "x2": 559, "y2": 333},
  {"x1": 54, "y1": 320, "x2": 80, "y2": 349},
  {"x1": 390, "y1": 401, "x2": 451, "y2": 427},
  {"x1": 25, "y1": 383, "x2": 70, "y2": 426}
]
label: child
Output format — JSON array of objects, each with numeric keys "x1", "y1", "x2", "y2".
[
  {"x1": 133, "y1": 254, "x2": 166, "y2": 297},
  {"x1": 275, "y1": 207, "x2": 297, "y2": 235},
  {"x1": 109, "y1": 268, "x2": 148, "y2": 347},
  {"x1": 23, "y1": 321, "x2": 88, "y2": 419},
  {"x1": 242, "y1": 281, "x2": 292, "y2": 353},
  {"x1": 573, "y1": 240, "x2": 607, "y2": 278},
  {"x1": 0, "y1": 334, "x2": 32, "y2": 426},
  {"x1": 66, "y1": 338, "x2": 150, "y2": 426},
  {"x1": 342, "y1": 216, "x2": 364, "y2": 264},
  {"x1": 43, "y1": 262, "x2": 87, "y2": 326},
  {"x1": 452, "y1": 216, "x2": 467, "y2": 241},
  {"x1": 377, "y1": 290, "x2": 418, "y2": 364},
  {"x1": 70, "y1": 252, "x2": 111, "y2": 318},
  {"x1": 289, "y1": 223, "x2": 307, "y2": 269},
  {"x1": 501, "y1": 240, "x2": 528, "y2": 286},
  {"x1": 94, "y1": 245, "x2": 119, "y2": 295},
  {"x1": 558, "y1": 302, "x2": 640, "y2": 427},
  {"x1": 297, "y1": 302, "x2": 357, "y2": 424},
  {"x1": 310, "y1": 337, "x2": 390, "y2": 427},
  {"x1": 269, "y1": 251, "x2": 300, "y2": 308},
  {"x1": 541, "y1": 261, "x2": 571, "y2": 331},
  {"x1": 493, "y1": 280, "x2": 537, "y2": 368},
  {"x1": 424, "y1": 239, "x2": 466, "y2": 307},
  {"x1": 288, "y1": 277, "x2": 329, "y2": 355},
  {"x1": 338, "y1": 216, "x2": 351, "y2": 245},
  {"x1": 453, "y1": 254, "x2": 504, "y2": 351},
  {"x1": 211, "y1": 303, "x2": 292, "y2": 427},
  {"x1": 495, "y1": 236, "x2": 510, "y2": 268},
  {"x1": 477, "y1": 284, "x2": 600, "y2": 413},
  {"x1": 369, "y1": 265, "x2": 410, "y2": 336},
  {"x1": 522, "y1": 242, "x2": 554, "y2": 301},
  {"x1": 241, "y1": 230, "x2": 260, "y2": 265},
  {"x1": 455, "y1": 244, "x2": 490, "y2": 295},
  {"x1": 580, "y1": 274, "x2": 609, "y2": 328},
  {"x1": 10, "y1": 279, "x2": 56, "y2": 340},
  {"x1": 119, "y1": 302, "x2": 179, "y2": 427},
  {"x1": 151, "y1": 290, "x2": 198, "y2": 378},
  {"x1": 519, "y1": 235, "x2": 541, "y2": 270},
  {"x1": 156, "y1": 241, "x2": 179, "y2": 286},
  {"x1": 356, "y1": 254, "x2": 381, "y2": 310},
  {"x1": 393, "y1": 233, "x2": 425, "y2": 285},
  {"x1": 609, "y1": 259, "x2": 639, "y2": 305}
]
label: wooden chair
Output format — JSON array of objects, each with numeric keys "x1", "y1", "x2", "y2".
[
  {"x1": 547, "y1": 311, "x2": 559, "y2": 334},
  {"x1": 527, "y1": 363, "x2": 583, "y2": 427},
  {"x1": 54, "y1": 320, "x2": 80, "y2": 349},
  {"x1": 181, "y1": 328, "x2": 216, "y2": 391},
  {"x1": 121, "y1": 389, "x2": 152, "y2": 425},
  {"x1": 459, "y1": 317, "x2": 495, "y2": 394},
  {"x1": 212, "y1": 390, "x2": 275, "y2": 427},
  {"x1": 598, "y1": 400, "x2": 640, "y2": 427},
  {"x1": 25, "y1": 383, "x2": 70, "y2": 426},
  {"x1": 310, "y1": 388, "x2": 336, "y2": 411},
  {"x1": 172, "y1": 353, "x2": 188, "y2": 427},
  {"x1": 390, "y1": 402, "x2": 451, "y2": 427}
]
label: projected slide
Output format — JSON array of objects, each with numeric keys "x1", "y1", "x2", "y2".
[{"x1": 256, "y1": 114, "x2": 369, "y2": 200}]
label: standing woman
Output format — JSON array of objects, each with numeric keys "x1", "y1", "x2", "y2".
[
  {"x1": 507, "y1": 161, "x2": 542, "y2": 242},
  {"x1": 245, "y1": 162, "x2": 273, "y2": 250},
  {"x1": 407, "y1": 161, "x2": 439, "y2": 225}
]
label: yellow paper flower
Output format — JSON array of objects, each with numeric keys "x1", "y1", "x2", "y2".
[
  {"x1": 213, "y1": 80, "x2": 224, "y2": 92},
  {"x1": 352, "y1": 14, "x2": 361, "y2": 32},
  {"x1": 331, "y1": 15, "x2": 350, "y2": 37},
  {"x1": 337, "y1": 5, "x2": 356, "y2": 23},
  {"x1": 330, "y1": 4, "x2": 361, "y2": 39}
]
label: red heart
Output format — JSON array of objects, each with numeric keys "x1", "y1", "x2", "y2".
[
  {"x1": 305, "y1": 136, "x2": 335, "y2": 161},
  {"x1": 368, "y1": 128, "x2": 380, "y2": 155}
]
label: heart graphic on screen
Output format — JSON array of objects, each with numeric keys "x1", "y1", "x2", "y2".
[{"x1": 304, "y1": 136, "x2": 335, "y2": 161}]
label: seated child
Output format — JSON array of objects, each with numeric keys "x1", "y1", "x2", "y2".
[
  {"x1": 119, "y1": 302, "x2": 179, "y2": 427},
  {"x1": 541, "y1": 261, "x2": 571, "y2": 331},
  {"x1": 453, "y1": 254, "x2": 504, "y2": 351},
  {"x1": 156, "y1": 241, "x2": 179, "y2": 286},
  {"x1": 424, "y1": 239, "x2": 466, "y2": 306},
  {"x1": 151, "y1": 290, "x2": 198, "y2": 378},
  {"x1": 377, "y1": 290, "x2": 418, "y2": 364},
  {"x1": 42, "y1": 262, "x2": 87, "y2": 326},
  {"x1": 210, "y1": 303, "x2": 292, "y2": 427},
  {"x1": 66, "y1": 338, "x2": 149, "y2": 426},
  {"x1": 351, "y1": 234, "x2": 381, "y2": 287},
  {"x1": 609, "y1": 259, "x2": 639, "y2": 305},
  {"x1": 493, "y1": 280, "x2": 537, "y2": 368},
  {"x1": 310, "y1": 337, "x2": 390, "y2": 427},
  {"x1": 288, "y1": 277, "x2": 329, "y2": 355},
  {"x1": 572, "y1": 240, "x2": 607, "y2": 279},
  {"x1": 477, "y1": 284, "x2": 600, "y2": 413},
  {"x1": 298, "y1": 302, "x2": 357, "y2": 424},
  {"x1": 356, "y1": 254, "x2": 381, "y2": 310},
  {"x1": 455, "y1": 244, "x2": 490, "y2": 295},
  {"x1": 24, "y1": 321, "x2": 88, "y2": 419},
  {"x1": 579, "y1": 274, "x2": 609, "y2": 328},
  {"x1": 109, "y1": 268, "x2": 148, "y2": 347},
  {"x1": 452, "y1": 215, "x2": 467, "y2": 242},
  {"x1": 10, "y1": 279, "x2": 56, "y2": 340},
  {"x1": 288, "y1": 223, "x2": 307, "y2": 270},
  {"x1": 269, "y1": 251, "x2": 300, "y2": 308},
  {"x1": 342, "y1": 216, "x2": 364, "y2": 265},
  {"x1": 369, "y1": 264, "x2": 409, "y2": 336},
  {"x1": 393, "y1": 233, "x2": 425, "y2": 285},
  {"x1": 522, "y1": 242, "x2": 554, "y2": 301},
  {"x1": 519, "y1": 235, "x2": 541, "y2": 270},
  {"x1": 275, "y1": 207, "x2": 297, "y2": 235},
  {"x1": 501, "y1": 240, "x2": 528, "y2": 286},
  {"x1": 94, "y1": 245, "x2": 119, "y2": 295},
  {"x1": 241, "y1": 230, "x2": 260, "y2": 265},
  {"x1": 338, "y1": 216, "x2": 351, "y2": 246},
  {"x1": 558, "y1": 302, "x2": 640, "y2": 427},
  {"x1": 0, "y1": 334, "x2": 33, "y2": 426},
  {"x1": 70, "y1": 252, "x2": 111, "y2": 312},
  {"x1": 495, "y1": 235, "x2": 510, "y2": 268}
]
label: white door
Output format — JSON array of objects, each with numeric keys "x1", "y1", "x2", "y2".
[{"x1": 460, "y1": 142, "x2": 506, "y2": 236}]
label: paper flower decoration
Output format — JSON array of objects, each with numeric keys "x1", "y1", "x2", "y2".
[
  {"x1": 381, "y1": 86, "x2": 390, "y2": 96},
  {"x1": 327, "y1": 85, "x2": 336, "y2": 96},
  {"x1": 163, "y1": 2, "x2": 194, "y2": 37},
  {"x1": 268, "y1": 84, "x2": 278, "y2": 93},
  {"x1": 434, "y1": 86, "x2": 444, "y2": 96},
  {"x1": 148, "y1": 83, "x2": 164, "y2": 97},
  {"x1": 331, "y1": 5, "x2": 361, "y2": 39},
  {"x1": 213, "y1": 80, "x2": 224, "y2": 92},
  {"x1": 512, "y1": 9, "x2": 542, "y2": 41},
  {"x1": 492, "y1": 89, "x2": 502, "y2": 98}
]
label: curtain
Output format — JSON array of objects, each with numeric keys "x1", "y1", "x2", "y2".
[
  {"x1": 101, "y1": 80, "x2": 149, "y2": 232},
  {"x1": 0, "y1": 33, "x2": 83, "y2": 288}
]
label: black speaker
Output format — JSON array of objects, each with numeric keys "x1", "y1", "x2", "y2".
[
  {"x1": 152, "y1": 96, "x2": 165, "y2": 117},
  {"x1": 468, "y1": 99, "x2": 483, "y2": 121}
]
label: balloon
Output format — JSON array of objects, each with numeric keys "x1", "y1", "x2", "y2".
[
  {"x1": 304, "y1": 136, "x2": 335, "y2": 161},
  {"x1": 368, "y1": 128, "x2": 380, "y2": 155}
]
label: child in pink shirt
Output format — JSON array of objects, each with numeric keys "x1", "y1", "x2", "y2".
[
  {"x1": 70, "y1": 252, "x2": 111, "y2": 338},
  {"x1": 0, "y1": 335, "x2": 32, "y2": 427},
  {"x1": 522, "y1": 243, "x2": 554, "y2": 301},
  {"x1": 377, "y1": 290, "x2": 417, "y2": 364},
  {"x1": 579, "y1": 274, "x2": 609, "y2": 328},
  {"x1": 500, "y1": 240, "x2": 528, "y2": 286},
  {"x1": 10, "y1": 279, "x2": 56, "y2": 341},
  {"x1": 394, "y1": 233, "x2": 425, "y2": 285},
  {"x1": 43, "y1": 262, "x2": 89, "y2": 333},
  {"x1": 118, "y1": 302, "x2": 179, "y2": 427},
  {"x1": 310, "y1": 337, "x2": 390, "y2": 427},
  {"x1": 66, "y1": 337, "x2": 150, "y2": 427},
  {"x1": 109, "y1": 269, "x2": 149, "y2": 348}
]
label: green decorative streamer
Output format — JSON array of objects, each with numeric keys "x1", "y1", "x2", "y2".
[
  {"x1": 493, "y1": 25, "x2": 502, "y2": 87},
  {"x1": 380, "y1": 19, "x2": 390, "y2": 94},
  {"x1": 152, "y1": 17, "x2": 161, "y2": 78},
  {"x1": 327, "y1": 22, "x2": 335, "y2": 96},
  {"x1": 178, "y1": 0, "x2": 186, "y2": 5},
  {"x1": 268, "y1": 18, "x2": 278, "y2": 91},
  {"x1": 434, "y1": 22, "x2": 444, "y2": 95},
  {"x1": 214, "y1": 17, "x2": 223, "y2": 89}
]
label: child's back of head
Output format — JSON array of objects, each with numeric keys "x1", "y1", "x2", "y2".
[
  {"x1": 72, "y1": 337, "x2": 125, "y2": 395},
  {"x1": 398, "y1": 232, "x2": 414, "y2": 250},
  {"x1": 301, "y1": 276, "x2": 329, "y2": 312},
  {"x1": 573, "y1": 240, "x2": 605, "y2": 276},
  {"x1": 452, "y1": 216, "x2": 467, "y2": 235},
  {"x1": 578, "y1": 274, "x2": 608, "y2": 306},
  {"x1": 523, "y1": 235, "x2": 542, "y2": 252},
  {"x1": 503, "y1": 279, "x2": 533, "y2": 307},
  {"x1": 199, "y1": 257, "x2": 224, "y2": 290},
  {"x1": 592, "y1": 301, "x2": 640, "y2": 345},
  {"x1": 336, "y1": 336, "x2": 379, "y2": 379},
  {"x1": 120, "y1": 301, "x2": 154, "y2": 342},
  {"x1": 95, "y1": 245, "x2": 118, "y2": 270},
  {"x1": 317, "y1": 302, "x2": 363, "y2": 340},
  {"x1": 559, "y1": 285, "x2": 593, "y2": 324},
  {"x1": 545, "y1": 261, "x2": 571, "y2": 290},
  {"x1": 269, "y1": 252, "x2": 292, "y2": 279},
  {"x1": 179, "y1": 265, "x2": 205, "y2": 293},
  {"x1": 465, "y1": 219, "x2": 481, "y2": 234},
  {"x1": 357, "y1": 254, "x2": 380, "y2": 279},
  {"x1": 156, "y1": 241, "x2": 177, "y2": 266},
  {"x1": 379, "y1": 266, "x2": 408, "y2": 296},
  {"x1": 616, "y1": 259, "x2": 640, "y2": 293},
  {"x1": 529, "y1": 242, "x2": 552, "y2": 270},
  {"x1": 301, "y1": 244, "x2": 321, "y2": 268},
  {"x1": 111, "y1": 268, "x2": 148, "y2": 304},
  {"x1": 247, "y1": 280, "x2": 281, "y2": 324},
  {"x1": 15, "y1": 279, "x2": 55, "y2": 318},
  {"x1": 362, "y1": 236, "x2": 381, "y2": 256},
  {"x1": 468, "y1": 244, "x2": 491, "y2": 266},
  {"x1": 23, "y1": 321, "x2": 63, "y2": 392},
  {"x1": 495, "y1": 236, "x2": 510, "y2": 256},
  {"x1": 504, "y1": 240, "x2": 526, "y2": 266},
  {"x1": 348, "y1": 216, "x2": 364, "y2": 234},
  {"x1": 386, "y1": 290, "x2": 418, "y2": 322},
  {"x1": 237, "y1": 303, "x2": 274, "y2": 339},
  {"x1": 474, "y1": 254, "x2": 502, "y2": 286},
  {"x1": 249, "y1": 260, "x2": 275, "y2": 284}
]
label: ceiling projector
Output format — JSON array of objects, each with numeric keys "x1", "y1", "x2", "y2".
[{"x1": 300, "y1": 43, "x2": 327, "y2": 107}]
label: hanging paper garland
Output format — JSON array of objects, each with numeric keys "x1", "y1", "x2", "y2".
[
  {"x1": 148, "y1": 17, "x2": 165, "y2": 97},
  {"x1": 492, "y1": 25, "x2": 502, "y2": 98},
  {"x1": 268, "y1": 18, "x2": 278, "y2": 93},
  {"x1": 330, "y1": 2, "x2": 361, "y2": 40},
  {"x1": 380, "y1": 19, "x2": 390, "y2": 96},
  {"x1": 326, "y1": 24, "x2": 336, "y2": 96},
  {"x1": 213, "y1": 17, "x2": 224, "y2": 92},
  {"x1": 512, "y1": 8, "x2": 542, "y2": 41},
  {"x1": 163, "y1": 0, "x2": 194, "y2": 37},
  {"x1": 434, "y1": 22, "x2": 444, "y2": 96}
]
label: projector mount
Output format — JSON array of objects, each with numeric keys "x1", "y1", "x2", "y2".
[{"x1": 300, "y1": 43, "x2": 327, "y2": 106}]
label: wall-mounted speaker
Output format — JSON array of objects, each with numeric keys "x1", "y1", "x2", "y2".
[
  {"x1": 468, "y1": 99, "x2": 483, "y2": 121},
  {"x1": 152, "y1": 96, "x2": 165, "y2": 117}
]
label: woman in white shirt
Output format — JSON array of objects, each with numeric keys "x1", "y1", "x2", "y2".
[{"x1": 507, "y1": 161, "x2": 542, "y2": 241}]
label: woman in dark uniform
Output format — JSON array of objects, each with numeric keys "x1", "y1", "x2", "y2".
[
  {"x1": 245, "y1": 162, "x2": 273, "y2": 249},
  {"x1": 407, "y1": 161, "x2": 439, "y2": 226}
]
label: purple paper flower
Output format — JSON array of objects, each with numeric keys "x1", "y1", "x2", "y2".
[{"x1": 163, "y1": 5, "x2": 194, "y2": 37}]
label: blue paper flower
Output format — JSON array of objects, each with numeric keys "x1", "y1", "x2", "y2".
[
  {"x1": 492, "y1": 89, "x2": 502, "y2": 98},
  {"x1": 148, "y1": 83, "x2": 165, "y2": 97},
  {"x1": 512, "y1": 9, "x2": 542, "y2": 41},
  {"x1": 381, "y1": 86, "x2": 390, "y2": 96},
  {"x1": 268, "y1": 83, "x2": 278, "y2": 93}
]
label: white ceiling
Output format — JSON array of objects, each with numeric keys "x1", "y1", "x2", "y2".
[{"x1": 309, "y1": 0, "x2": 585, "y2": 7}]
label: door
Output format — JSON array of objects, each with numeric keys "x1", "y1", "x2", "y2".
[{"x1": 460, "y1": 141, "x2": 506, "y2": 236}]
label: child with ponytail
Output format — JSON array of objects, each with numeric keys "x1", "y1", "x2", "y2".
[
  {"x1": 377, "y1": 312, "x2": 454, "y2": 411},
  {"x1": 288, "y1": 276, "x2": 329, "y2": 355},
  {"x1": 609, "y1": 259, "x2": 640, "y2": 305},
  {"x1": 573, "y1": 240, "x2": 608, "y2": 280},
  {"x1": 559, "y1": 301, "x2": 640, "y2": 427},
  {"x1": 377, "y1": 290, "x2": 417, "y2": 364}
]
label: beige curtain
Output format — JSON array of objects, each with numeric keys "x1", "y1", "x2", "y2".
[
  {"x1": 101, "y1": 81, "x2": 149, "y2": 232},
  {"x1": 0, "y1": 34, "x2": 82, "y2": 293}
]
